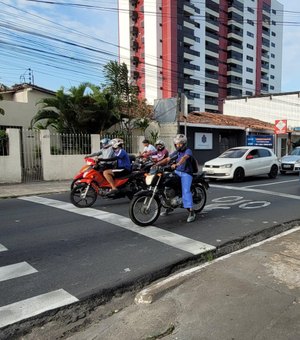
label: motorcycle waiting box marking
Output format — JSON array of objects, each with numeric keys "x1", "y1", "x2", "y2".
[{"x1": 19, "y1": 196, "x2": 215, "y2": 255}]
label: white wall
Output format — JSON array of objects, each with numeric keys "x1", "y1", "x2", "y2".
[{"x1": 0, "y1": 129, "x2": 22, "y2": 183}]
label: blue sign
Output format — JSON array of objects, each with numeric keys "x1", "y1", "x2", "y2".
[{"x1": 246, "y1": 135, "x2": 273, "y2": 148}]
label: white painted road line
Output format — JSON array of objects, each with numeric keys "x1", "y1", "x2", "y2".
[
  {"x1": 19, "y1": 196, "x2": 215, "y2": 255},
  {"x1": 210, "y1": 184, "x2": 300, "y2": 200},
  {"x1": 0, "y1": 244, "x2": 8, "y2": 252},
  {"x1": 244, "y1": 179, "x2": 299, "y2": 188},
  {"x1": 0, "y1": 262, "x2": 38, "y2": 283},
  {"x1": 0, "y1": 289, "x2": 79, "y2": 328}
]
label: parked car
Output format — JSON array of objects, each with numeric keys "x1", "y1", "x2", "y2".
[
  {"x1": 203, "y1": 146, "x2": 279, "y2": 182},
  {"x1": 279, "y1": 147, "x2": 300, "y2": 174}
]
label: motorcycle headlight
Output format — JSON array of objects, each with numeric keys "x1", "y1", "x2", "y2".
[
  {"x1": 145, "y1": 174, "x2": 155, "y2": 186},
  {"x1": 220, "y1": 163, "x2": 232, "y2": 168}
]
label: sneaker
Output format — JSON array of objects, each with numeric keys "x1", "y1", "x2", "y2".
[
  {"x1": 160, "y1": 208, "x2": 173, "y2": 216},
  {"x1": 187, "y1": 210, "x2": 196, "y2": 223}
]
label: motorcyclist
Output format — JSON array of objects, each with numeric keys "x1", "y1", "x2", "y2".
[
  {"x1": 101, "y1": 138, "x2": 132, "y2": 194},
  {"x1": 139, "y1": 139, "x2": 156, "y2": 158},
  {"x1": 155, "y1": 134, "x2": 196, "y2": 223},
  {"x1": 86, "y1": 137, "x2": 114, "y2": 159},
  {"x1": 150, "y1": 140, "x2": 169, "y2": 163}
]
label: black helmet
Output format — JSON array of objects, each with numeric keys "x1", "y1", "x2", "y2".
[{"x1": 173, "y1": 134, "x2": 187, "y2": 151}]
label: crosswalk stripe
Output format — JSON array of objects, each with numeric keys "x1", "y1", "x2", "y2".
[
  {"x1": 19, "y1": 196, "x2": 215, "y2": 255},
  {"x1": 0, "y1": 244, "x2": 8, "y2": 252},
  {"x1": 0, "y1": 289, "x2": 79, "y2": 328},
  {"x1": 0, "y1": 262, "x2": 38, "y2": 282}
]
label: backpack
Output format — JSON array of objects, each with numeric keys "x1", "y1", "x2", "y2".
[{"x1": 189, "y1": 155, "x2": 199, "y2": 174}]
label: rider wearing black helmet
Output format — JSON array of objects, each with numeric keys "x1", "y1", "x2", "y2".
[{"x1": 155, "y1": 134, "x2": 196, "y2": 223}]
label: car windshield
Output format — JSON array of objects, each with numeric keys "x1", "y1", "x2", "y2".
[
  {"x1": 290, "y1": 148, "x2": 300, "y2": 156},
  {"x1": 219, "y1": 148, "x2": 247, "y2": 158}
]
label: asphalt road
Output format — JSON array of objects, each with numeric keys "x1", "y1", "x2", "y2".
[{"x1": 1, "y1": 173, "x2": 300, "y2": 332}]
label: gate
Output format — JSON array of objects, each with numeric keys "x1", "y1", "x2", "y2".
[{"x1": 20, "y1": 129, "x2": 43, "y2": 182}]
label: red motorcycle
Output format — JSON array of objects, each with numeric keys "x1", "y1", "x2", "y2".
[
  {"x1": 70, "y1": 158, "x2": 150, "y2": 208},
  {"x1": 70, "y1": 157, "x2": 96, "y2": 190}
]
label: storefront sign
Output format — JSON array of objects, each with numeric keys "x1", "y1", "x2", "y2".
[
  {"x1": 195, "y1": 132, "x2": 213, "y2": 149},
  {"x1": 274, "y1": 120, "x2": 287, "y2": 134},
  {"x1": 246, "y1": 135, "x2": 273, "y2": 148}
]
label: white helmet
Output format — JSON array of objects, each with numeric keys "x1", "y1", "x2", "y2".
[
  {"x1": 111, "y1": 138, "x2": 124, "y2": 149},
  {"x1": 173, "y1": 134, "x2": 187, "y2": 151},
  {"x1": 155, "y1": 139, "x2": 165, "y2": 147}
]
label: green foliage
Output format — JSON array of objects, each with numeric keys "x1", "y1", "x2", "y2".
[
  {"x1": 134, "y1": 118, "x2": 150, "y2": 133},
  {"x1": 31, "y1": 83, "x2": 119, "y2": 134},
  {"x1": 148, "y1": 130, "x2": 159, "y2": 145}
]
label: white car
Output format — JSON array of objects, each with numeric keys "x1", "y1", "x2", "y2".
[
  {"x1": 279, "y1": 147, "x2": 300, "y2": 174},
  {"x1": 203, "y1": 146, "x2": 279, "y2": 182}
]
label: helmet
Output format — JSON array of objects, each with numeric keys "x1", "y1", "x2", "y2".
[
  {"x1": 155, "y1": 139, "x2": 165, "y2": 150},
  {"x1": 173, "y1": 134, "x2": 187, "y2": 151},
  {"x1": 111, "y1": 138, "x2": 124, "y2": 149},
  {"x1": 100, "y1": 138, "x2": 111, "y2": 148}
]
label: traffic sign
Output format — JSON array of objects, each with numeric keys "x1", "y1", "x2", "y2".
[{"x1": 274, "y1": 120, "x2": 287, "y2": 134}]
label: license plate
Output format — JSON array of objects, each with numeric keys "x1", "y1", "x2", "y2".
[
  {"x1": 282, "y1": 164, "x2": 292, "y2": 169},
  {"x1": 206, "y1": 170, "x2": 214, "y2": 174}
]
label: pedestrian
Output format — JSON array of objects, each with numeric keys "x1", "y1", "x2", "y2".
[
  {"x1": 155, "y1": 134, "x2": 196, "y2": 223},
  {"x1": 150, "y1": 140, "x2": 169, "y2": 162},
  {"x1": 101, "y1": 138, "x2": 132, "y2": 194},
  {"x1": 140, "y1": 139, "x2": 156, "y2": 158}
]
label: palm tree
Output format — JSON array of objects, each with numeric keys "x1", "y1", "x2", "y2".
[{"x1": 31, "y1": 83, "x2": 118, "y2": 133}]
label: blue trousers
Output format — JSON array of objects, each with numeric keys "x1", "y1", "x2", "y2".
[{"x1": 175, "y1": 170, "x2": 193, "y2": 209}]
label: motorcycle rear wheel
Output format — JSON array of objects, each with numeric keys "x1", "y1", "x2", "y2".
[
  {"x1": 129, "y1": 194, "x2": 161, "y2": 226},
  {"x1": 70, "y1": 183, "x2": 97, "y2": 208},
  {"x1": 192, "y1": 185, "x2": 207, "y2": 213}
]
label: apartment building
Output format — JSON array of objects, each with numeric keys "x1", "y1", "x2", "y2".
[{"x1": 118, "y1": 0, "x2": 283, "y2": 113}]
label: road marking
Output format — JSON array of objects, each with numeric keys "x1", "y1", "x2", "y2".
[
  {"x1": 245, "y1": 179, "x2": 299, "y2": 188},
  {"x1": 0, "y1": 262, "x2": 37, "y2": 282},
  {"x1": 210, "y1": 184, "x2": 300, "y2": 200},
  {"x1": 19, "y1": 196, "x2": 215, "y2": 255},
  {"x1": 0, "y1": 289, "x2": 78, "y2": 328},
  {"x1": 0, "y1": 244, "x2": 8, "y2": 252}
]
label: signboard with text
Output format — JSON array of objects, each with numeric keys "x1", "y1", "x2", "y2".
[
  {"x1": 246, "y1": 135, "x2": 273, "y2": 148},
  {"x1": 274, "y1": 120, "x2": 287, "y2": 134}
]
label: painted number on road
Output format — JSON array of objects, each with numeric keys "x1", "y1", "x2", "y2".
[{"x1": 204, "y1": 196, "x2": 270, "y2": 211}]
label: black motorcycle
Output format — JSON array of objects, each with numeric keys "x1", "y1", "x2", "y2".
[{"x1": 129, "y1": 165, "x2": 209, "y2": 226}]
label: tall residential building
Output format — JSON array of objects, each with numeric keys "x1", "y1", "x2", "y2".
[{"x1": 118, "y1": 0, "x2": 283, "y2": 113}]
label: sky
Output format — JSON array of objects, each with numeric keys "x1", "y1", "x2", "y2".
[{"x1": 0, "y1": 0, "x2": 300, "y2": 93}]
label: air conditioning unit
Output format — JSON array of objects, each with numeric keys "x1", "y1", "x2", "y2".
[
  {"x1": 130, "y1": 25, "x2": 139, "y2": 37},
  {"x1": 131, "y1": 40, "x2": 139, "y2": 51},
  {"x1": 132, "y1": 56, "x2": 140, "y2": 66},
  {"x1": 131, "y1": 10, "x2": 138, "y2": 22},
  {"x1": 133, "y1": 71, "x2": 140, "y2": 80}
]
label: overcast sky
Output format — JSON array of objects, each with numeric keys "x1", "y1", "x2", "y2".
[{"x1": 0, "y1": 0, "x2": 299, "y2": 93}]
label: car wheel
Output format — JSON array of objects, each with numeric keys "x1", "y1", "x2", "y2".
[
  {"x1": 280, "y1": 170, "x2": 286, "y2": 175},
  {"x1": 268, "y1": 164, "x2": 278, "y2": 179},
  {"x1": 233, "y1": 167, "x2": 245, "y2": 182}
]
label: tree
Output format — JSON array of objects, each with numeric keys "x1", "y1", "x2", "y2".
[
  {"x1": 103, "y1": 61, "x2": 152, "y2": 131},
  {"x1": 31, "y1": 83, "x2": 118, "y2": 133},
  {"x1": 0, "y1": 93, "x2": 5, "y2": 116}
]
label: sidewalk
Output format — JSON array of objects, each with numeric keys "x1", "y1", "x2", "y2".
[
  {"x1": 0, "y1": 180, "x2": 70, "y2": 199},
  {"x1": 65, "y1": 227, "x2": 300, "y2": 340}
]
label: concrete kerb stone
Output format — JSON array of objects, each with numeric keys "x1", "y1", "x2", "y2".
[{"x1": 135, "y1": 225, "x2": 300, "y2": 305}]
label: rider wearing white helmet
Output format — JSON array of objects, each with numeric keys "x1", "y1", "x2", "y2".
[
  {"x1": 151, "y1": 139, "x2": 169, "y2": 162},
  {"x1": 86, "y1": 137, "x2": 114, "y2": 159},
  {"x1": 101, "y1": 138, "x2": 132, "y2": 194},
  {"x1": 155, "y1": 134, "x2": 196, "y2": 223}
]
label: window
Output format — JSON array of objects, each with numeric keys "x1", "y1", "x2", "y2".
[
  {"x1": 272, "y1": 9, "x2": 277, "y2": 14},
  {"x1": 246, "y1": 67, "x2": 253, "y2": 73},
  {"x1": 258, "y1": 149, "x2": 271, "y2": 157},
  {"x1": 248, "y1": 7, "x2": 254, "y2": 14},
  {"x1": 271, "y1": 42, "x2": 275, "y2": 47},
  {"x1": 272, "y1": 32, "x2": 276, "y2": 36},
  {"x1": 247, "y1": 19, "x2": 254, "y2": 26},
  {"x1": 246, "y1": 79, "x2": 253, "y2": 84},
  {"x1": 271, "y1": 64, "x2": 275, "y2": 69},
  {"x1": 270, "y1": 75, "x2": 275, "y2": 79},
  {"x1": 247, "y1": 55, "x2": 254, "y2": 61},
  {"x1": 271, "y1": 53, "x2": 275, "y2": 58},
  {"x1": 247, "y1": 31, "x2": 254, "y2": 38},
  {"x1": 247, "y1": 43, "x2": 254, "y2": 50},
  {"x1": 270, "y1": 86, "x2": 274, "y2": 90}
]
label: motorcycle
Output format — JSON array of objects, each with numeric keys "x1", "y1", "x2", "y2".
[
  {"x1": 129, "y1": 165, "x2": 209, "y2": 226},
  {"x1": 70, "y1": 156, "x2": 152, "y2": 208},
  {"x1": 70, "y1": 157, "x2": 96, "y2": 190}
]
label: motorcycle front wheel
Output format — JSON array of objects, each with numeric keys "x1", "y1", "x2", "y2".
[
  {"x1": 70, "y1": 183, "x2": 97, "y2": 208},
  {"x1": 129, "y1": 194, "x2": 161, "y2": 226},
  {"x1": 192, "y1": 185, "x2": 207, "y2": 213}
]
